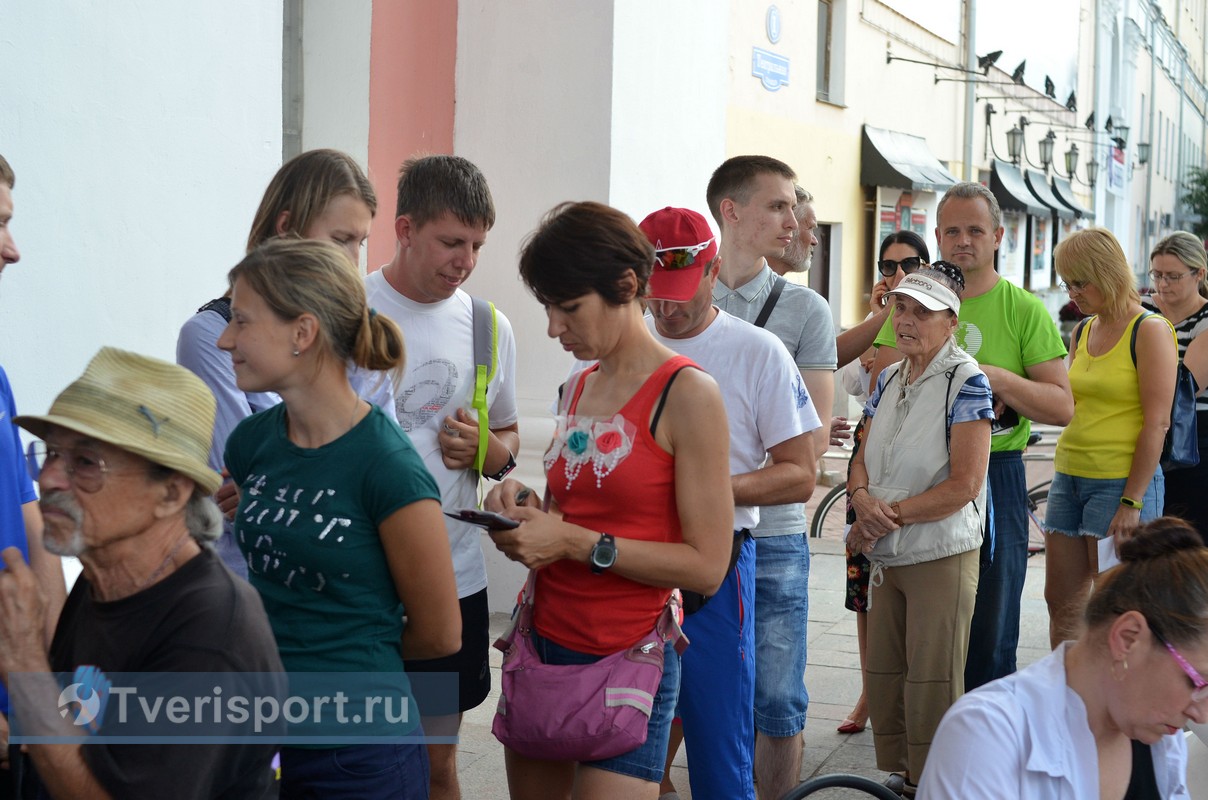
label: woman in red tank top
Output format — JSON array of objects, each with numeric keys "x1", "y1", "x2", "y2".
[{"x1": 484, "y1": 201, "x2": 734, "y2": 799}]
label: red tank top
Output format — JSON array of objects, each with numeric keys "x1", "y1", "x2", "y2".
[{"x1": 533, "y1": 355, "x2": 695, "y2": 654}]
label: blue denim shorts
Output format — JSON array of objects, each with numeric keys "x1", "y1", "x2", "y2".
[
  {"x1": 1044, "y1": 470, "x2": 1164, "y2": 538},
  {"x1": 531, "y1": 630, "x2": 680, "y2": 783},
  {"x1": 753, "y1": 534, "x2": 810, "y2": 737}
]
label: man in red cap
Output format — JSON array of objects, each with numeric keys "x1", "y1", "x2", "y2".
[{"x1": 640, "y1": 207, "x2": 820, "y2": 800}]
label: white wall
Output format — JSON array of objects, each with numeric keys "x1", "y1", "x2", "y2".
[
  {"x1": 608, "y1": 0, "x2": 728, "y2": 222},
  {"x1": 455, "y1": 0, "x2": 619, "y2": 608},
  {"x1": 301, "y1": 0, "x2": 370, "y2": 165},
  {"x1": 0, "y1": 2, "x2": 283, "y2": 420}
]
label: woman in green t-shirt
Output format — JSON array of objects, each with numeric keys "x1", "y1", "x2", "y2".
[{"x1": 220, "y1": 238, "x2": 461, "y2": 799}]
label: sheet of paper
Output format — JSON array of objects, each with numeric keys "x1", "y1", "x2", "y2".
[{"x1": 1097, "y1": 535, "x2": 1119, "y2": 572}]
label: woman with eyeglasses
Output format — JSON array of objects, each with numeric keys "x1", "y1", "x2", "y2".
[
  {"x1": 1142, "y1": 232, "x2": 1208, "y2": 545},
  {"x1": 835, "y1": 230, "x2": 930, "y2": 736},
  {"x1": 1044, "y1": 228, "x2": 1177, "y2": 650},
  {"x1": 920, "y1": 516, "x2": 1206, "y2": 798}
]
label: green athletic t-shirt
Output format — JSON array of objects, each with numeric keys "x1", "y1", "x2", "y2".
[
  {"x1": 226, "y1": 404, "x2": 441, "y2": 676},
  {"x1": 875, "y1": 278, "x2": 1066, "y2": 452}
]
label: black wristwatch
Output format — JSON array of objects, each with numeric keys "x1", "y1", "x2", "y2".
[
  {"x1": 589, "y1": 533, "x2": 617, "y2": 574},
  {"x1": 485, "y1": 451, "x2": 516, "y2": 481}
]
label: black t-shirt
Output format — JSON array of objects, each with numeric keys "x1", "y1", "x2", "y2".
[
  {"x1": 29, "y1": 547, "x2": 283, "y2": 799},
  {"x1": 1123, "y1": 738, "x2": 1161, "y2": 800}
]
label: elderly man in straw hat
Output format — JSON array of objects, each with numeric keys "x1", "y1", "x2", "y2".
[{"x1": 0, "y1": 347, "x2": 283, "y2": 800}]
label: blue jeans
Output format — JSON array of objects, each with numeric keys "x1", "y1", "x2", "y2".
[
  {"x1": 531, "y1": 630, "x2": 681, "y2": 783},
  {"x1": 964, "y1": 452, "x2": 1026, "y2": 691},
  {"x1": 678, "y1": 535, "x2": 756, "y2": 800},
  {"x1": 753, "y1": 533, "x2": 810, "y2": 737},
  {"x1": 280, "y1": 743, "x2": 429, "y2": 799}
]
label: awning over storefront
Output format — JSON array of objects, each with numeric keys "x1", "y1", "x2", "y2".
[
  {"x1": 990, "y1": 159, "x2": 1047, "y2": 217},
  {"x1": 1051, "y1": 177, "x2": 1094, "y2": 219},
  {"x1": 1024, "y1": 170, "x2": 1075, "y2": 222},
  {"x1": 861, "y1": 126, "x2": 959, "y2": 192}
]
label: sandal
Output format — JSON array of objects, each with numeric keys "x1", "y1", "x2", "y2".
[{"x1": 836, "y1": 718, "x2": 866, "y2": 734}]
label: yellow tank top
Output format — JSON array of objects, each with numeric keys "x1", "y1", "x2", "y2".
[{"x1": 1055, "y1": 313, "x2": 1147, "y2": 478}]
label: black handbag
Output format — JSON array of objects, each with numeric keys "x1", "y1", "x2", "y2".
[{"x1": 1162, "y1": 362, "x2": 1200, "y2": 471}]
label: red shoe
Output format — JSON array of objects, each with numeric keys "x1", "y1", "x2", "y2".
[{"x1": 836, "y1": 718, "x2": 866, "y2": 734}]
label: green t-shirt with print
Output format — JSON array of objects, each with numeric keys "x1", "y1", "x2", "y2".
[{"x1": 875, "y1": 278, "x2": 1066, "y2": 452}]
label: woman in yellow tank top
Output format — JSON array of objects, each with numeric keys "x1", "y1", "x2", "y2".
[{"x1": 1044, "y1": 228, "x2": 1177, "y2": 649}]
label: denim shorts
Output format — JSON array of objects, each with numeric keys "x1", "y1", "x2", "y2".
[
  {"x1": 753, "y1": 533, "x2": 810, "y2": 737},
  {"x1": 1044, "y1": 470, "x2": 1164, "y2": 538},
  {"x1": 531, "y1": 629, "x2": 680, "y2": 783}
]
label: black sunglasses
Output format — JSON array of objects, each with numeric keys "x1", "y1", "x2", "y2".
[{"x1": 877, "y1": 256, "x2": 925, "y2": 277}]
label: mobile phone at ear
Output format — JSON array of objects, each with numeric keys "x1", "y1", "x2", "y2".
[{"x1": 444, "y1": 509, "x2": 520, "y2": 530}]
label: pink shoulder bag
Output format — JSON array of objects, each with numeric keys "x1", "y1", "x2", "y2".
[{"x1": 490, "y1": 573, "x2": 688, "y2": 762}]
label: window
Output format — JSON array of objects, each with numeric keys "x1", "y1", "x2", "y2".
[{"x1": 816, "y1": 1, "x2": 846, "y2": 105}]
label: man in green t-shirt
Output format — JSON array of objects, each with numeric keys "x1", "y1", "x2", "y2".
[{"x1": 869, "y1": 182, "x2": 1072, "y2": 691}]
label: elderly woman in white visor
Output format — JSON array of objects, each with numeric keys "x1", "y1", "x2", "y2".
[{"x1": 846, "y1": 262, "x2": 994, "y2": 796}]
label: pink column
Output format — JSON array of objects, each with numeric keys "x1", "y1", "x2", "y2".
[{"x1": 366, "y1": 0, "x2": 457, "y2": 271}]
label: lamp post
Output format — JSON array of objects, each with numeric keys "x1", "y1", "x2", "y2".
[{"x1": 1006, "y1": 124, "x2": 1024, "y2": 165}]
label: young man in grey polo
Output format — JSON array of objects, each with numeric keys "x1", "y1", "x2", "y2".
[{"x1": 706, "y1": 156, "x2": 835, "y2": 799}]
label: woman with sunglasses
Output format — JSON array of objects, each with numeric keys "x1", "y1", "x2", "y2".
[
  {"x1": 1044, "y1": 228, "x2": 1177, "y2": 649},
  {"x1": 1142, "y1": 232, "x2": 1208, "y2": 545},
  {"x1": 835, "y1": 230, "x2": 930, "y2": 736},
  {"x1": 921, "y1": 515, "x2": 1206, "y2": 798}
]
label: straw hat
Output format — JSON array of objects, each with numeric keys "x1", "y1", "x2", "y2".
[{"x1": 16, "y1": 347, "x2": 221, "y2": 494}]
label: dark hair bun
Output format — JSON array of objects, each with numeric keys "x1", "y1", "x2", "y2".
[
  {"x1": 929, "y1": 261, "x2": 966, "y2": 292},
  {"x1": 1119, "y1": 516, "x2": 1206, "y2": 562}
]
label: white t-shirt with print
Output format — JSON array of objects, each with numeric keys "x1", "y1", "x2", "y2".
[{"x1": 365, "y1": 270, "x2": 519, "y2": 598}]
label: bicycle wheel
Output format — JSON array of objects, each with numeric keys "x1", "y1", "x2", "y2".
[
  {"x1": 1026, "y1": 482, "x2": 1050, "y2": 558},
  {"x1": 809, "y1": 483, "x2": 849, "y2": 539}
]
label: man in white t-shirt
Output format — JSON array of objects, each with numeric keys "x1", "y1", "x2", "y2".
[
  {"x1": 364, "y1": 155, "x2": 518, "y2": 800},
  {"x1": 641, "y1": 207, "x2": 820, "y2": 800}
]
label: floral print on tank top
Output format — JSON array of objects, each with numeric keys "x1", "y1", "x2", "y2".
[{"x1": 544, "y1": 413, "x2": 638, "y2": 489}]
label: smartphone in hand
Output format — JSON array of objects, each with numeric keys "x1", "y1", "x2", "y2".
[{"x1": 444, "y1": 508, "x2": 521, "y2": 530}]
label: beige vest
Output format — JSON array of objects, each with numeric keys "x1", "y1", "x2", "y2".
[{"x1": 865, "y1": 339, "x2": 988, "y2": 569}]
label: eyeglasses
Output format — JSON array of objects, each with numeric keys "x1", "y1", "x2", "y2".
[
  {"x1": 877, "y1": 256, "x2": 925, "y2": 277},
  {"x1": 654, "y1": 238, "x2": 714, "y2": 270},
  {"x1": 1148, "y1": 270, "x2": 1197, "y2": 284},
  {"x1": 25, "y1": 441, "x2": 131, "y2": 493},
  {"x1": 1152, "y1": 628, "x2": 1208, "y2": 703},
  {"x1": 1059, "y1": 280, "x2": 1089, "y2": 293}
]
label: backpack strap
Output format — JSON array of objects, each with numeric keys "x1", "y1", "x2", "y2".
[
  {"x1": 197, "y1": 296, "x2": 232, "y2": 322},
  {"x1": 754, "y1": 275, "x2": 787, "y2": 328},
  {"x1": 1071, "y1": 315, "x2": 1091, "y2": 354},
  {"x1": 470, "y1": 297, "x2": 499, "y2": 473}
]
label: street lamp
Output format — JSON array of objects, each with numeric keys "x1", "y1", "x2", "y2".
[
  {"x1": 1006, "y1": 124, "x2": 1024, "y2": 165},
  {"x1": 1137, "y1": 142, "x2": 1151, "y2": 165},
  {"x1": 1086, "y1": 158, "x2": 1099, "y2": 188},
  {"x1": 1065, "y1": 143, "x2": 1080, "y2": 176},
  {"x1": 1038, "y1": 132, "x2": 1055, "y2": 171}
]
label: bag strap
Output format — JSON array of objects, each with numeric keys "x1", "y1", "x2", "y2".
[
  {"x1": 470, "y1": 297, "x2": 499, "y2": 473},
  {"x1": 198, "y1": 296, "x2": 232, "y2": 322},
  {"x1": 753, "y1": 275, "x2": 787, "y2": 328}
]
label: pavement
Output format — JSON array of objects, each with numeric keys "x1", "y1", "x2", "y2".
[{"x1": 452, "y1": 534, "x2": 1054, "y2": 798}]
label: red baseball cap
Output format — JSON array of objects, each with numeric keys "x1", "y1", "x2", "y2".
[{"x1": 639, "y1": 207, "x2": 718, "y2": 302}]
